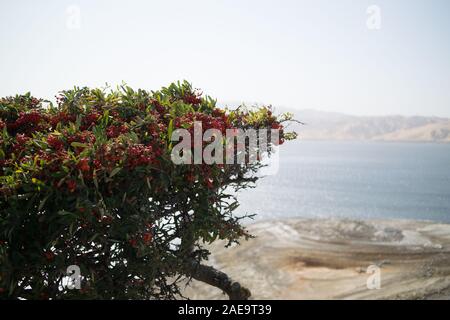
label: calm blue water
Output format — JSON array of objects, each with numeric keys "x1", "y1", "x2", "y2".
[{"x1": 236, "y1": 141, "x2": 450, "y2": 223}]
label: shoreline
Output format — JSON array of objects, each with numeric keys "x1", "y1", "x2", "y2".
[{"x1": 182, "y1": 217, "x2": 450, "y2": 300}]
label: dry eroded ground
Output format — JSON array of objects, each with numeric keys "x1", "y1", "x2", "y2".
[{"x1": 181, "y1": 218, "x2": 450, "y2": 299}]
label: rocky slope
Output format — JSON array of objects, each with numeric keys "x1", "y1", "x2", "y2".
[
  {"x1": 288, "y1": 109, "x2": 450, "y2": 142},
  {"x1": 181, "y1": 218, "x2": 450, "y2": 299}
]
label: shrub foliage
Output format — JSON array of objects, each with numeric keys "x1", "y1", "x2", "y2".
[{"x1": 0, "y1": 81, "x2": 295, "y2": 299}]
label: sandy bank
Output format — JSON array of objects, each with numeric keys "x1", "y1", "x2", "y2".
[{"x1": 181, "y1": 218, "x2": 450, "y2": 299}]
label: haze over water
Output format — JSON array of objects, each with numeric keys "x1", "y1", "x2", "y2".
[{"x1": 236, "y1": 141, "x2": 450, "y2": 223}]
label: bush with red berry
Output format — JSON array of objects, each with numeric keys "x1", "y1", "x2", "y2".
[{"x1": 0, "y1": 81, "x2": 296, "y2": 299}]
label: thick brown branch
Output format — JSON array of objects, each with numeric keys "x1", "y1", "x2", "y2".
[{"x1": 185, "y1": 259, "x2": 251, "y2": 300}]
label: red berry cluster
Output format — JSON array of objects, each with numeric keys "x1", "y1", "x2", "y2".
[
  {"x1": 106, "y1": 124, "x2": 129, "y2": 138},
  {"x1": 49, "y1": 112, "x2": 76, "y2": 128},
  {"x1": 47, "y1": 135, "x2": 65, "y2": 151},
  {"x1": 81, "y1": 111, "x2": 102, "y2": 130},
  {"x1": 126, "y1": 144, "x2": 156, "y2": 169},
  {"x1": 150, "y1": 99, "x2": 166, "y2": 115},
  {"x1": 183, "y1": 94, "x2": 202, "y2": 105},
  {"x1": 7, "y1": 110, "x2": 45, "y2": 134},
  {"x1": 174, "y1": 111, "x2": 229, "y2": 135},
  {"x1": 77, "y1": 158, "x2": 90, "y2": 172}
]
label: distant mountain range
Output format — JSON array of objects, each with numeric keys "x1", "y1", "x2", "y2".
[{"x1": 286, "y1": 109, "x2": 450, "y2": 143}]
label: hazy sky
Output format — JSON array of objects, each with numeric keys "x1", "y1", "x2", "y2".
[{"x1": 1, "y1": 0, "x2": 449, "y2": 117}]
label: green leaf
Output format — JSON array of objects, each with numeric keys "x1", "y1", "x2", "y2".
[
  {"x1": 93, "y1": 174, "x2": 99, "y2": 189},
  {"x1": 38, "y1": 193, "x2": 51, "y2": 211},
  {"x1": 167, "y1": 119, "x2": 174, "y2": 144},
  {"x1": 109, "y1": 167, "x2": 122, "y2": 178},
  {"x1": 88, "y1": 233, "x2": 100, "y2": 243},
  {"x1": 57, "y1": 210, "x2": 78, "y2": 218},
  {"x1": 71, "y1": 142, "x2": 88, "y2": 148}
]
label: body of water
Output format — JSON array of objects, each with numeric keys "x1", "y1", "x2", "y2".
[{"x1": 236, "y1": 140, "x2": 450, "y2": 222}]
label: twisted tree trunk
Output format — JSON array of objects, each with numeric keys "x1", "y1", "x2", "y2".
[
  {"x1": 185, "y1": 259, "x2": 251, "y2": 300},
  {"x1": 180, "y1": 213, "x2": 251, "y2": 300}
]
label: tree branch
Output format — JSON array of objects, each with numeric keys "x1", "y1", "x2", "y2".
[
  {"x1": 179, "y1": 213, "x2": 251, "y2": 300},
  {"x1": 185, "y1": 259, "x2": 251, "y2": 300}
]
